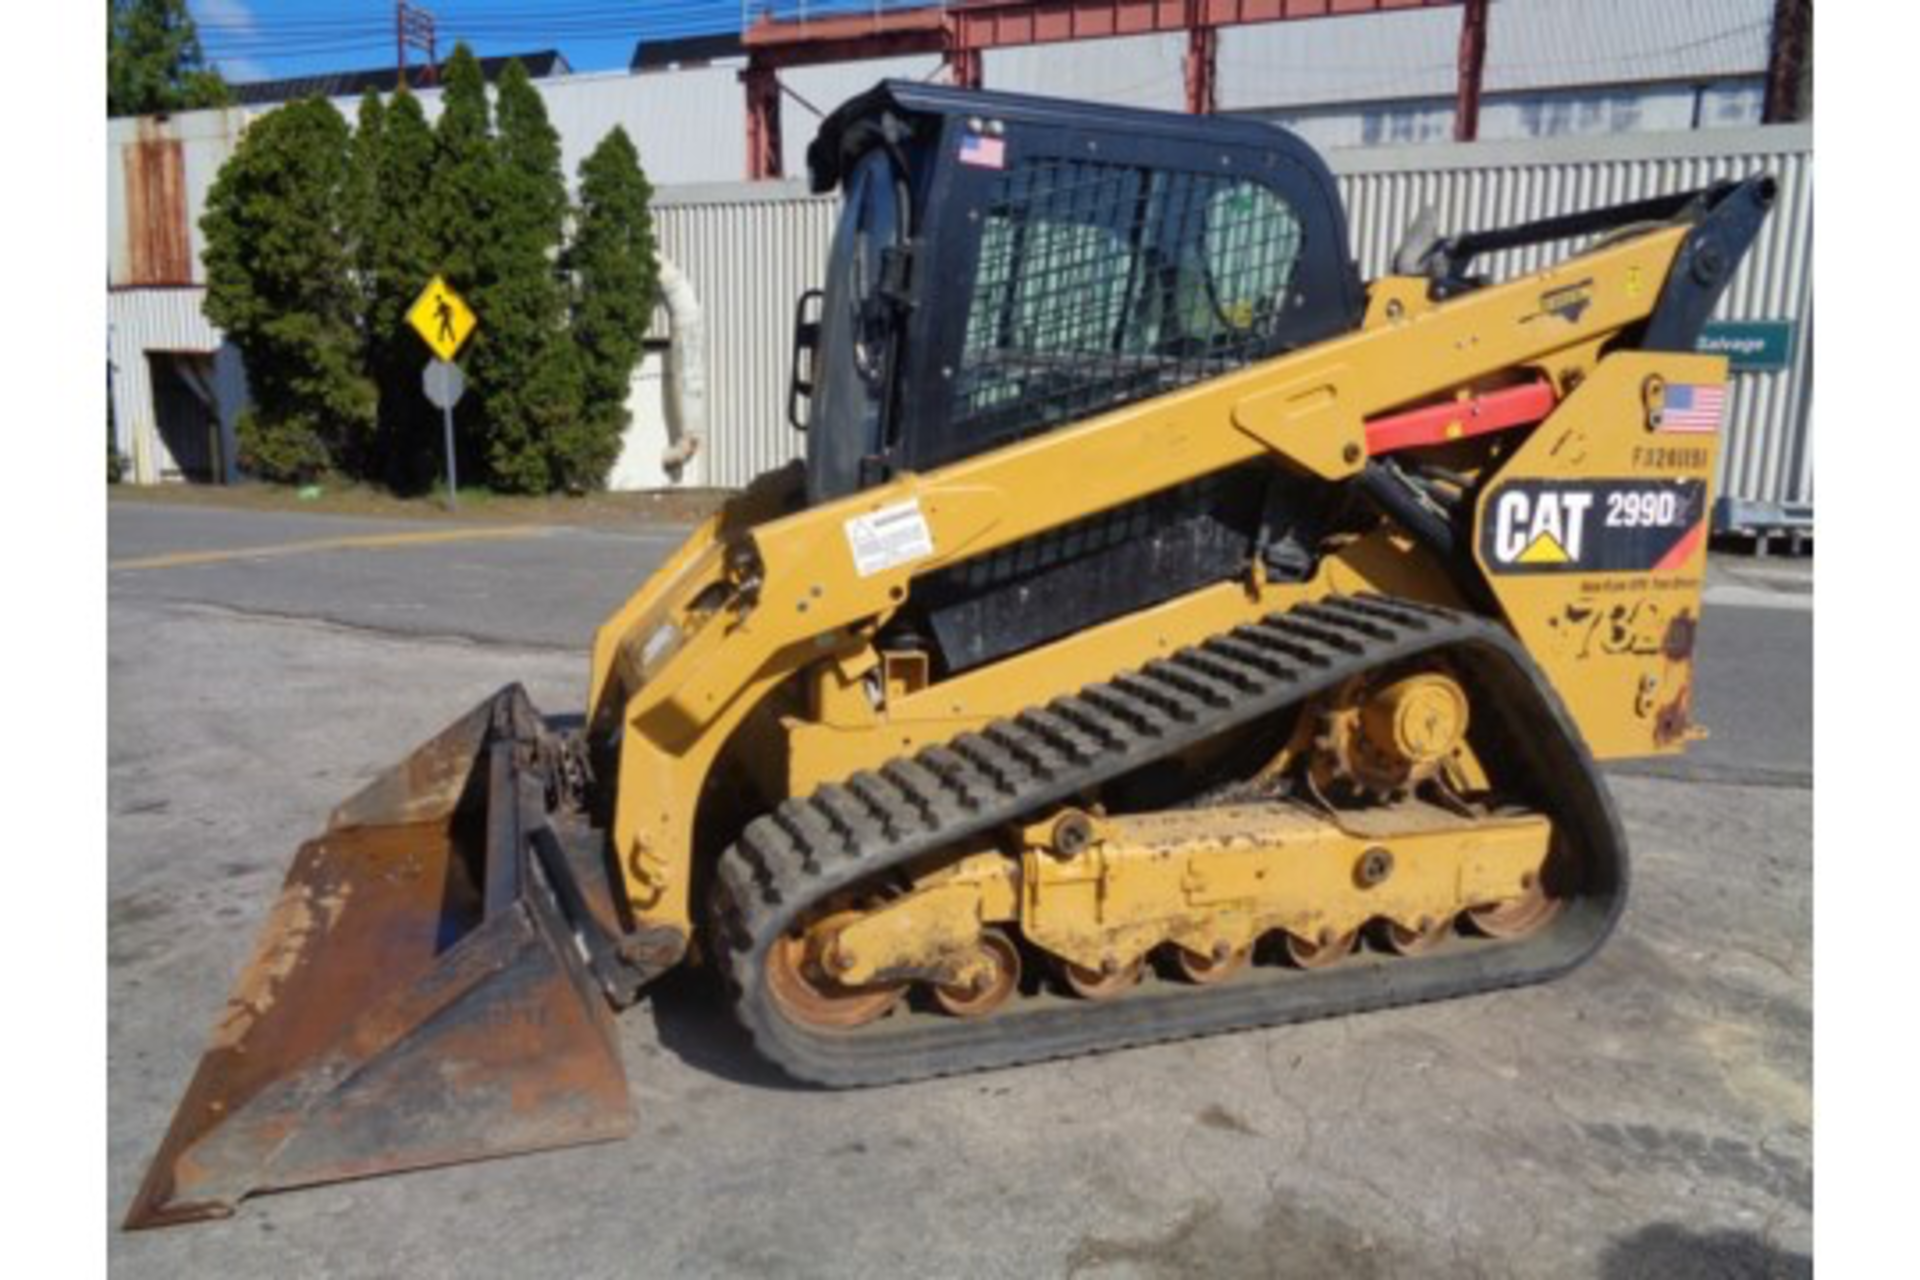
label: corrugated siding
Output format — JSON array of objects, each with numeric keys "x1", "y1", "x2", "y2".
[
  {"x1": 988, "y1": 32, "x2": 1189, "y2": 111},
  {"x1": 1256, "y1": 80, "x2": 1766, "y2": 152},
  {"x1": 1218, "y1": 0, "x2": 1772, "y2": 110},
  {"x1": 108, "y1": 287, "x2": 247, "y2": 484},
  {"x1": 652, "y1": 183, "x2": 840, "y2": 486},
  {"x1": 1334, "y1": 126, "x2": 1812, "y2": 515},
  {"x1": 540, "y1": 68, "x2": 749, "y2": 188}
]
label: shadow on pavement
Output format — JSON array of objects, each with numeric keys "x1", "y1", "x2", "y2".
[
  {"x1": 1600, "y1": 1222, "x2": 1811, "y2": 1279},
  {"x1": 646, "y1": 964, "x2": 813, "y2": 1093}
]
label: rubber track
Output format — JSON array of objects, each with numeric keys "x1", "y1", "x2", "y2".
[{"x1": 714, "y1": 594, "x2": 1630, "y2": 1087}]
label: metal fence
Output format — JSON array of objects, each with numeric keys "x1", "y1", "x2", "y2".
[{"x1": 662, "y1": 124, "x2": 1812, "y2": 528}]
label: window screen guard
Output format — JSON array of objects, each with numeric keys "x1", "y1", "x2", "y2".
[{"x1": 955, "y1": 156, "x2": 1306, "y2": 453}]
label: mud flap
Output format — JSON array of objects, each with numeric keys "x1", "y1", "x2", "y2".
[{"x1": 124, "y1": 686, "x2": 635, "y2": 1229}]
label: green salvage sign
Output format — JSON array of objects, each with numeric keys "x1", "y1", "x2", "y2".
[{"x1": 1696, "y1": 320, "x2": 1798, "y2": 373}]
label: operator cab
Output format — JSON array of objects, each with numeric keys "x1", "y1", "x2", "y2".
[{"x1": 794, "y1": 81, "x2": 1367, "y2": 506}]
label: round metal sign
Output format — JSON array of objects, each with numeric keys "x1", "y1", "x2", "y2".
[{"x1": 423, "y1": 359, "x2": 466, "y2": 410}]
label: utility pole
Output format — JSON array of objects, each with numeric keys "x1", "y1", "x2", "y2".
[
  {"x1": 1183, "y1": 1, "x2": 1217, "y2": 117},
  {"x1": 1454, "y1": 0, "x2": 1490, "y2": 143},
  {"x1": 396, "y1": 2, "x2": 439, "y2": 89},
  {"x1": 1764, "y1": 0, "x2": 1812, "y2": 124}
]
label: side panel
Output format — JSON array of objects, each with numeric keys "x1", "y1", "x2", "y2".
[{"x1": 1473, "y1": 352, "x2": 1726, "y2": 759}]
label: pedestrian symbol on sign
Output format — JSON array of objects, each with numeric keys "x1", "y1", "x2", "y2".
[{"x1": 406, "y1": 275, "x2": 477, "y2": 362}]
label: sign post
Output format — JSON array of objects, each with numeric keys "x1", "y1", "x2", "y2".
[
  {"x1": 421, "y1": 359, "x2": 467, "y2": 505},
  {"x1": 406, "y1": 275, "x2": 479, "y2": 507}
]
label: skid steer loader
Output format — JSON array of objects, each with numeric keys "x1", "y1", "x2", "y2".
[{"x1": 125, "y1": 82, "x2": 1774, "y2": 1227}]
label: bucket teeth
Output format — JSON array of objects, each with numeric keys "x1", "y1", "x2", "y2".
[{"x1": 124, "y1": 686, "x2": 634, "y2": 1230}]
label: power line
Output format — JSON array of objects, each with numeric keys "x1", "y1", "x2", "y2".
[{"x1": 191, "y1": 0, "x2": 758, "y2": 68}]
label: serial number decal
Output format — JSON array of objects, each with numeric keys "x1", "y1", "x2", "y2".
[
  {"x1": 1630, "y1": 443, "x2": 1711, "y2": 473},
  {"x1": 1482, "y1": 479, "x2": 1706, "y2": 575},
  {"x1": 845, "y1": 498, "x2": 936, "y2": 578}
]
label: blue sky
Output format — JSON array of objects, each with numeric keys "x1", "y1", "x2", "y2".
[{"x1": 189, "y1": 1, "x2": 915, "y2": 84}]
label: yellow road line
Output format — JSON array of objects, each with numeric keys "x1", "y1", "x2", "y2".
[{"x1": 110, "y1": 525, "x2": 550, "y2": 572}]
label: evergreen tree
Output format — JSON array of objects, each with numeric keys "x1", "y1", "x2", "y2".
[
  {"x1": 201, "y1": 98, "x2": 374, "y2": 481},
  {"x1": 471, "y1": 59, "x2": 581, "y2": 492},
  {"x1": 345, "y1": 90, "x2": 386, "y2": 320},
  {"x1": 423, "y1": 45, "x2": 497, "y2": 482},
  {"x1": 357, "y1": 89, "x2": 442, "y2": 488},
  {"x1": 563, "y1": 127, "x2": 658, "y2": 490},
  {"x1": 427, "y1": 45, "x2": 495, "y2": 290},
  {"x1": 108, "y1": 0, "x2": 228, "y2": 116}
]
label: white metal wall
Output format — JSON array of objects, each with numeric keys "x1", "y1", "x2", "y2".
[
  {"x1": 650, "y1": 125, "x2": 1813, "y2": 518},
  {"x1": 651, "y1": 181, "x2": 840, "y2": 487},
  {"x1": 1250, "y1": 80, "x2": 1766, "y2": 153},
  {"x1": 1217, "y1": 0, "x2": 1772, "y2": 109},
  {"x1": 988, "y1": 33, "x2": 1188, "y2": 112}
]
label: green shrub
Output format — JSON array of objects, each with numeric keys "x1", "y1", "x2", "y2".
[{"x1": 235, "y1": 406, "x2": 332, "y2": 483}]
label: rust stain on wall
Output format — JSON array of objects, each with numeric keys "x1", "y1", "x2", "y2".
[{"x1": 124, "y1": 122, "x2": 191, "y2": 285}]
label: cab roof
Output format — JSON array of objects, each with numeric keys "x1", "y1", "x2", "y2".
[{"x1": 806, "y1": 79, "x2": 1335, "y2": 194}]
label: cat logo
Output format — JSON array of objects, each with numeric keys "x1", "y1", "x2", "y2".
[
  {"x1": 1491, "y1": 488, "x2": 1590, "y2": 566},
  {"x1": 1482, "y1": 479, "x2": 1709, "y2": 576},
  {"x1": 1515, "y1": 531, "x2": 1571, "y2": 564}
]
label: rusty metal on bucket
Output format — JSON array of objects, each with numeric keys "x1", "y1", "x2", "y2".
[{"x1": 124, "y1": 687, "x2": 633, "y2": 1229}]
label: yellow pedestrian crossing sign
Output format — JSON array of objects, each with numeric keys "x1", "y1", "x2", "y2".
[{"x1": 407, "y1": 276, "x2": 477, "y2": 361}]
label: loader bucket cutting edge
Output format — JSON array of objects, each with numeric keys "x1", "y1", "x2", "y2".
[{"x1": 123, "y1": 685, "x2": 635, "y2": 1230}]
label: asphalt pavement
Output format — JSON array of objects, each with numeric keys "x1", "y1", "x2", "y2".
[{"x1": 108, "y1": 501, "x2": 1813, "y2": 1278}]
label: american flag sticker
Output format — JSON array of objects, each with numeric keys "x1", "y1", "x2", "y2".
[
  {"x1": 1658, "y1": 383, "x2": 1727, "y2": 434},
  {"x1": 958, "y1": 132, "x2": 1006, "y2": 170}
]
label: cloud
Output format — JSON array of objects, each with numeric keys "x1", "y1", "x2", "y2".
[
  {"x1": 216, "y1": 55, "x2": 272, "y2": 83},
  {"x1": 193, "y1": 0, "x2": 258, "y2": 32},
  {"x1": 191, "y1": 0, "x2": 270, "y2": 83}
]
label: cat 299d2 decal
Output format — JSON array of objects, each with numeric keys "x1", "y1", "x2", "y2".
[{"x1": 1480, "y1": 478, "x2": 1707, "y2": 575}]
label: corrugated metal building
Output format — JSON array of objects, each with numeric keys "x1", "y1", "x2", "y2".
[
  {"x1": 108, "y1": 289, "x2": 250, "y2": 484},
  {"x1": 107, "y1": 0, "x2": 1808, "y2": 525},
  {"x1": 1221, "y1": 0, "x2": 1773, "y2": 149},
  {"x1": 107, "y1": 109, "x2": 251, "y2": 483}
]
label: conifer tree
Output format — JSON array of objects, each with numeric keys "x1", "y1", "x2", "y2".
[
  {"x1": 472, "y1": 59, "x2": 581, "y2": 492},
  {"x1": 427, "y1": 45, "x2": 495, "y2": 289},
  {"x1": 562, "y1": 126, "x2": 658, "y2": 490},
  {"x1": 345, "y1": 90, "x2": 386, "y2": 319},
  {"x1": 108, "y1": 0, "x2": 228, "y2": 116},
  {"x1": 197, "y1": 42, "x2": 666, "y2": 495},
  {"x1": 420, "y1": 45, "x2": 498, "y2": 484},
  {"x1": 357, "y1": 89, "x2": 442, "y2": 487},
  {"x1": 201, "y1": 98, "x2": 374, "y2": 481}
]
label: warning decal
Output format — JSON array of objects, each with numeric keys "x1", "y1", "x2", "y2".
[
  {"x1": 845, "y1": 498, "x2": 936, "y2": 578},
  {"x1": 1481, "y1": 479, "x2": 1706, "y2": 575}
]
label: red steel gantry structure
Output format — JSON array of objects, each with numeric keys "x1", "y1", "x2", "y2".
[{"x1": 739, "y1": 0, "x2": 1488, "y2": 179}]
